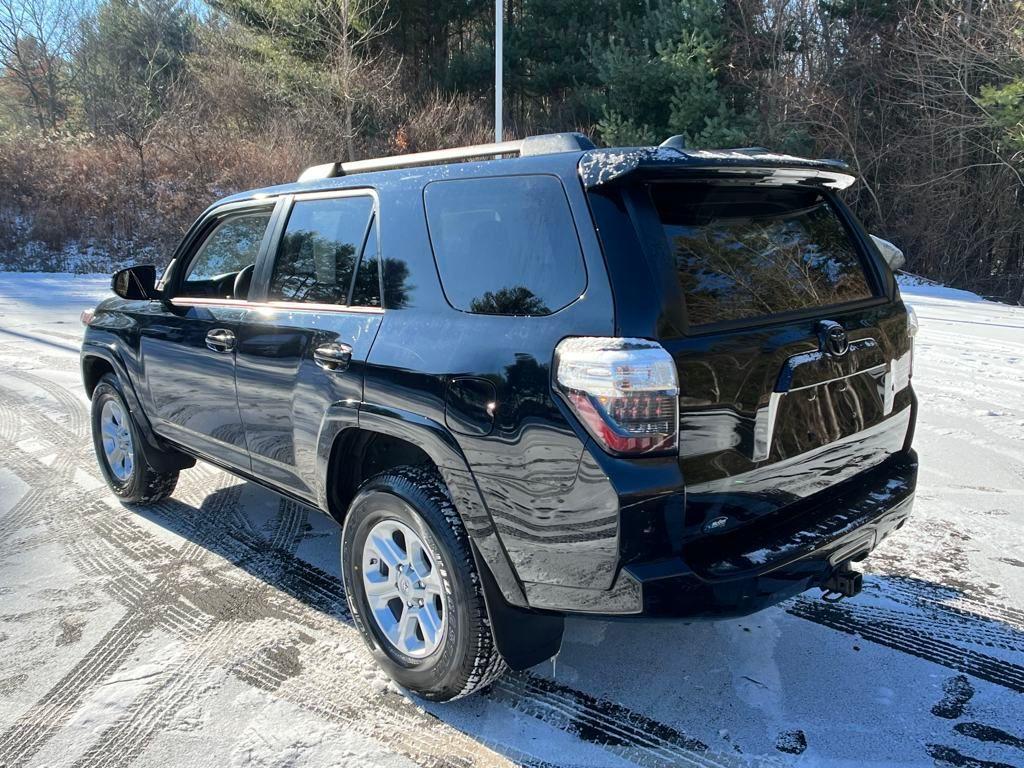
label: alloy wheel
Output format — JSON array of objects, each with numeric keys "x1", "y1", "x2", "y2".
[
  {"x1": 361, "y1": 518, "x2": 447, "y2": 658},
  {"x1": 100, "y1": 399, "x2": 134, "y2": 482}
]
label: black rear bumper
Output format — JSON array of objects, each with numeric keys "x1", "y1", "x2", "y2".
[{"x1": 535, "y1": 450, "x2": 917, "y2": 617}]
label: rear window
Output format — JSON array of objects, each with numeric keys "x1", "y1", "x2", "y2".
[
  {"x1": 424, "y1": 175, "x2": 586, "y2": 316},
  {"x1": 650, "y1": 184, "x2": 876, "y2": 327}
]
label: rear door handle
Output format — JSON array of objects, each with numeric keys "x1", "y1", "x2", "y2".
[
  {"x1": 314, "y1": 342, "x2": 353, "y2": 371},
  {"x1": 205, "y1": 328, "x2": 235, "y2": 353}
]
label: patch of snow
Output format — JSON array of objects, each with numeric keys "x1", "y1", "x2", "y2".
[
  {"x1": 898, "y1": 272, "x2": 989, "y2": 303},
  {"x1": 67, "y1": 651, "x2": 177, "y2": 734},
  {"x1": 0, "y1": 468, "x2": 29, "y2": 515},
  {"x1": 227, "y1": 693, "x2": 418, "y2": 768}
]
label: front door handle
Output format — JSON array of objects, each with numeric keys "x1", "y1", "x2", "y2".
[
  {"x1": 314, "y1": 342, "x2": 353, "y2": 371},
  {"x1": 205, "y1": 328, "x2": 235, "y2": 353}
]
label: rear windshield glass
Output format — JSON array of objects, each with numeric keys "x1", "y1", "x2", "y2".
[
  {"x1": 649, "y1": 184, "x2": 876, "y2": 327},
  {"x1": 424, "y1": 175, "x2": 586, "y2": 316}
]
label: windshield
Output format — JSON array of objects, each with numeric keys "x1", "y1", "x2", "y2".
[{"x1": 649, "y1": 183, "x2": 877, "y2": 327}]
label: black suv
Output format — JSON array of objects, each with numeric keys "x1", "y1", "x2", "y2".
[{"x1": 81, "y1": 132, "x2": 918, "y2": 700}]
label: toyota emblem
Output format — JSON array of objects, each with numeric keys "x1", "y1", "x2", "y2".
[{"x1": 818, "y1": 320, "x2": 850, "y2": 357}]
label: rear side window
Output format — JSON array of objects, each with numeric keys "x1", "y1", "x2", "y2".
[
  {"x1": 424, "y1": 175, "x2": 586, "y2": 316},
  {"x1": 650, "y1": 184, "x2": 876, "y2": 327},
  {"x1": 269, "y1": 196, "x2": 374, "y2": 305}
]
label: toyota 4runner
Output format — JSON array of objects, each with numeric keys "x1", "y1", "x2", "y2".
[{"x1": 81, "y1": 132, "x2": 919, "y2": 701}]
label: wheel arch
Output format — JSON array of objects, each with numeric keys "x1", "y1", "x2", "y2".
[
  {"x1": 81, "y1": 343, "x2": 194, "y2": 472},
  {"x1": 82, "y1": 354, "x2": 116, "y2": 399},
  {"x1": 321, "y1": 411, "x2": 565, "y2": 670},
  {"x1": 81, "y1": 343, "x2": 148, "y2": 428},
  {"x1": 317, "y1": 403, "x2": 531, "y2": 612}
]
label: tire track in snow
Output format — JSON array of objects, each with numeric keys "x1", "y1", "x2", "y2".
[
  {"x1": 0, "y1": 434, "x2": 222, "y2": 765},
  {"x1": 64, "y1": 489, "x2": 519, "y2": 768},
  {"x1": 788, "y1": 598, "x2": 1024, "y2": 693},
  {"x1": 68, "y1": 502, "x2": 308, "y2": 768},
  {"x1": 7, "y1": 369, "x2": 89, "y2": 439},
  {"x1": 0, "y1": 377, "x2": 93, "y2": 490},
  {"x1": 0, "y1": 403, "x2": 85, "y2": 553},
  {"x1": 0, "y1": 611, "x2": 156, "y2": 766},
  {"x1": 0, "y1": 392, "x2": 23, "y2": 443},
  {"x1": 876, "y1": 577, "x2": 1024, "y2": 637},
  {"x1": 0, "y1": 407, "x2": 512, "y2": 767},
  {"x1": 835, "y1": 599, "x2": 1024, "y2": 656},
  {"x1": 490, "y1": 673, "x2": 739, "y2": 768},
  {"x1": 0, "y1": 488, "x2": 47, "y2": 544}
]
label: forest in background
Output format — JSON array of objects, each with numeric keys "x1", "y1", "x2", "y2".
[{"x1": 0, "y1": 0, "x2": 1022, "y2": 302}]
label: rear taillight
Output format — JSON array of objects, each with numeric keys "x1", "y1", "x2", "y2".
[{"x1": 554, "y1": 337, "x2": 679, "y2": 456}]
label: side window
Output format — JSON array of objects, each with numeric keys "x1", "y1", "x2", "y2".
[
  {"x1": 268, "y1": 196, "x2": 374, "y2": 305},
  {"x1": 179, "y1": 212, "x2": 271, "y2": 299},
  {"x1": 350, "y1": 220, "x2": 381, "y2": 307},
  {"x1": 424, "y1": 175, "x2": 586, "y2": 316}
]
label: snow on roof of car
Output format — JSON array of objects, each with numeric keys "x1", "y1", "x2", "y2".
[{"x1": 578, "y1": 146, "x2": 856, "y2": 190}]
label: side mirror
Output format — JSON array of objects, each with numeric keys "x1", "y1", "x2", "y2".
[
  {"x1": 112, "y1": 265, "x2": 159, "y2": 300},
  {"x1": 870, "y1": 235, "x2": 905, "y2": 272}
]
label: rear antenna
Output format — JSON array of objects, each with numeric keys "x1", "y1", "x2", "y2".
[{"x1": 660, "y1": 135, "x2": 687, "y2": 151}]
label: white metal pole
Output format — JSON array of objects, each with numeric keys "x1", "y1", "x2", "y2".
[{"x1": 495, "y1": 0, "x2": 503, "y2": 143}]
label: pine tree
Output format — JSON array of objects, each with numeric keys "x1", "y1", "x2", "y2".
[{"x1": 592, "y1": 0, "x2": 753, "y2": 147}]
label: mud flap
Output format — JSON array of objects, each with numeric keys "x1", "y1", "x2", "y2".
[
  {"x1": 474, "y1": 544, "x2": 564, "y2": 670},
  {"x1": 137, "y1": 437, "x2": 196, "y2": 474}
]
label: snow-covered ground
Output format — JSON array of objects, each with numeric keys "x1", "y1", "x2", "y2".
[{"x1": 0, "y1": 271, "x2": 1021, "y2": 768}]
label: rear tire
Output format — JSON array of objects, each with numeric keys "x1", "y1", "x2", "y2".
[
  {"x1": 341, "y1": 465, "x2": 508, "y2": 701},
  {"x1": 90, "y1": 373, "x2": 178, "y2": 503}
]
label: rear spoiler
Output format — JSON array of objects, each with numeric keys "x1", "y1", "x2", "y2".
[{"x1": 578, "y1": 147, "x2": 856, "y2": 190}]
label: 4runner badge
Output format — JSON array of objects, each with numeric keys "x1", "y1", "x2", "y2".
[{"x1": 818, "y1": 320, "x2": 850, "y2": 357}]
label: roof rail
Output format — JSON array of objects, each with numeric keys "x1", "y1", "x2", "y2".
[{"x1": 296, "y1": 131, "x2": 595, "y2": 182}]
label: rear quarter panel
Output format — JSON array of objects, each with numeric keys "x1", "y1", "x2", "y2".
[{"x1": 361, "y1": 160, "x2": 626, "y2": 590}]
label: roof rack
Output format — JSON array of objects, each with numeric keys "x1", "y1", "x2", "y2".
[{"x1": 297, "y1": 131, "x2": 596, "y2": 182}]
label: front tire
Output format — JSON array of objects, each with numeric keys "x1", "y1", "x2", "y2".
[
  {"x1": 90, "y1": 373, "x2": 178, "y2": 503},
  {"x1": 341, "y1": 466, "x2": 507, "y2": 701}
]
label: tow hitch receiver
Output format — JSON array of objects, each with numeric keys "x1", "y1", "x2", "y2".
[{"x1": 821, "y1": 563, "x2": 863, "y2": 602}]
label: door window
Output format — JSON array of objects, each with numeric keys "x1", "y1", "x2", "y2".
[
  {"x1": 349, "y1": 220, "x2": 381, "y2": 308},
  {"x1": 179, "y1": 212, "x2": 271, "y2": 299},
  {"x1": 268, "y1": 196, "x2": 375, "y2": 305}
]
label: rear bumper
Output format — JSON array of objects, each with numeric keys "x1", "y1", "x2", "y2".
[{"x1": 523, "y1": 449, "x2": 917, "y2": 617}]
